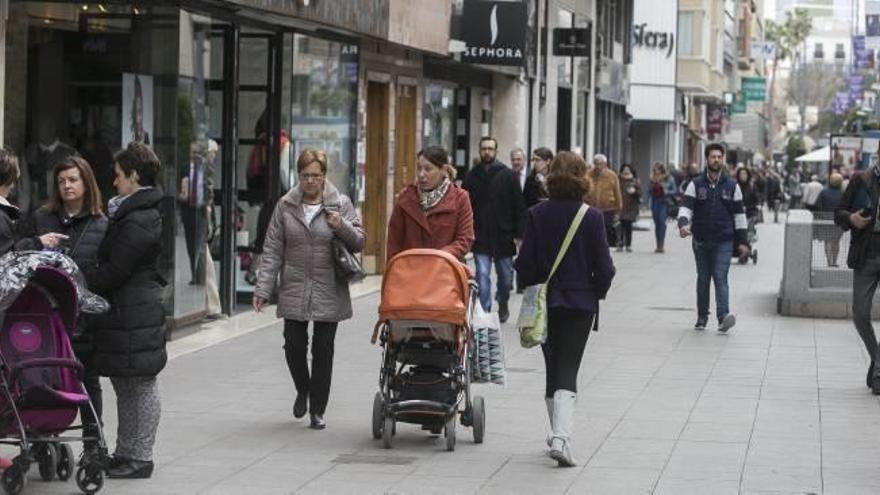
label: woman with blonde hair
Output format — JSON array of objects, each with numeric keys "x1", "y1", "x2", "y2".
[{"x1": 254, "y1": 148, "x2": 365, "y2": 430}]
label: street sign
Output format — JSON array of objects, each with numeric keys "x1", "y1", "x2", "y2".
[
  {"x1": 742, "y1": 77, "x2": 766, "y2": 101},
  {"x1": 730, "y1": 97, "x2": 746, "y2": 114},
  {"x1": 750, "y1": 41, "x2": 776, "y2": 60},
  {"x1": 460, "y1": 1, "x2": 528, "y2": 66}
]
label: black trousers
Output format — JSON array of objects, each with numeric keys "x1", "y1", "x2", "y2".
[
  {"x1": 74, "y1": 345, "x2": 102, "y2": 446},
  {"x1": 283, "y1": 320, "x2": 338, "y2": 415},
  {"x1": 619, "y1": 219, "x2": 634, "y2": 247},
  {"x1": 541, "y1": 307, "x2": 593, "y2": 398}
]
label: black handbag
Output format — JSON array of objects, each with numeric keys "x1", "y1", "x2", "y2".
[{"x1": 332, "y1": 238, "x2": 366, "y2": 282}]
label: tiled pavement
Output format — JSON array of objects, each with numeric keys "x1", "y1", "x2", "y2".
[{"x1": 18, "y1": 215, "x2": 880, "y2": 494}]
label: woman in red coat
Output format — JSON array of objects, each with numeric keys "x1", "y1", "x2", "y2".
[{"x1": 387, "y1": 146, "x2": 474, "y2": 261}]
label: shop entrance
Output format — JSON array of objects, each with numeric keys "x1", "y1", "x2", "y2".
[
  {"x1": 557, "y1": 87, "x2": 572, "y2": 152},
  {"x1": 393, "y1": 83, "x2": 418, "y2": 194},
  {"x1": 363, "y1": 80, "x2": 390, "y2": 273}
]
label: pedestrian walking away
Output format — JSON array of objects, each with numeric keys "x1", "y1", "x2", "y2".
[
  {"x1": 618, "y1": 164, "x2": 641, "y2": 252},
  {"x1": 816, "y1": 173, "x2": 844, "y2": 267},
  {"x1": 678, "y1": 142, "x2": 749, "y2": 333},
  {"x1": 387, "y1": 146, "x2": 474, "y2": 260},
  {"x1": 254, "y1": 148, "x2": 365, "y2": 430},
  {"x1": 463, "y1": 136, "x2": 526, "y2": 323},
  {"x1": 515, "y1": 151, "x2": 615, "y2": 467},
  {"x1": 83, "y1": 143, "x2": 166, "y2": 479},
  {"x1": 802, "y1": 175, "x2": 824, "y2": 212},
  {"x1": 16, "y1": 156, "x2": 108, "y2": 457},
  {"x1": 584, "y1": 154, "x2": 623, "y2": 249},
  {"x1": 834, "y1": 156, "x2": 880, "y2": 394},
  {"x1": 649, "y1": 162, "x2": 678, "y2": 253}
]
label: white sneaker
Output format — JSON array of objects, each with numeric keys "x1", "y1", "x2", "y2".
[{"x1": 718, "y1": 314, "x2": 736, "y2": 333}]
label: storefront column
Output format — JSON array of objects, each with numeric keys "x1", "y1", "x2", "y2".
[{"x1": 220, "y1": 26, "x2": 240, "y2": 315}]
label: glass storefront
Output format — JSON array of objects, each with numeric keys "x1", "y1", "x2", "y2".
[{"x1": 4, "y1": 1, "x2": 359, "y2": 324}]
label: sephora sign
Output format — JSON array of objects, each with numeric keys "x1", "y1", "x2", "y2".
[{"x1": 460, "y1": 1, "x2": 528, "y2": 66}]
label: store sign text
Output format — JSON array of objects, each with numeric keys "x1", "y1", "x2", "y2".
[{"x1": 633, "y1": 23, "x2": 675, "y2": 59}]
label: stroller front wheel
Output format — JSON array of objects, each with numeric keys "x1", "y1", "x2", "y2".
[
  {"x1": 75, "y1": 465, "x2": 104, "y2": 495},
  {"x1": 57, "y1": 444, "x2": 74, "y2": 481},
  {"x1": 371, "y1": 392, "x2": 384, "y2": 440},
  {"x1": 472, "y1": 396, "x2": 486, "y2": 444},
  {"x1": 444, "y1": 414, "x2": 457, "y2": 452},
  {"x1": 36, "y1": 443, "x2": 58, "y2": 482},
  {"x1": 382, "y1": 416, "x2": 395, "y2": 449},
  {"x1": 1, "y1": 460, "x2": 26, "y2": 495}
]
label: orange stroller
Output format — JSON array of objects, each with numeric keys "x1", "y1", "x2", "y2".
[{"x1": 371, "y1": 249, "x2": 485, "y2": 451}]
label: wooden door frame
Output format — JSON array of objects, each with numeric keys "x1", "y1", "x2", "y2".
[
  {"x1": 364, "y1": 80, "x2": 390, "y2": 273},
  {"x1": 393, "y1": 80, "x2": 418, "y2": 195}
]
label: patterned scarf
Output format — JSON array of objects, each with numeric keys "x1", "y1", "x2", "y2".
[{"x1": 419, "y1": 178, "x2": 451, "y2": 211}]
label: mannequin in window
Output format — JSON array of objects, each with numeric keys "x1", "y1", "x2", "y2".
[{"x1": 178, "y1": 141, "x2": 210, "y2": 284}]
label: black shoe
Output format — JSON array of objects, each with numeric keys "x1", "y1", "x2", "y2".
[
  {"x1": 106, "y1": 460, "x2": 154, "y2": 479},
  {"x1": 293, "y1": 393, "x2": 308, "y2": 419},
  {"x1": 694, "y1": 319, "x2": 707, "y2": 331},
  {"x1": 310, "y1": 414, "x2": 326, "y2": 430},
  {"x1": 498, "y1": 303, "x2": 510, "y2": 323},
  {"x1": 868, "y1": 362, "x2": 875, "y2": 389}
]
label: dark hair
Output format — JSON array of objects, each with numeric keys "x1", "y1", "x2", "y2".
[
  {"x1": 0, "y1": 149, "x2": 20, "y2": 187},
  {"x1": 48, "y1": 156, "x2": 104, "y2": 216},
  {"x1": 532, "y1": 147, "x2": 554, "y2": 162},
  {"x1": 620, "y1": 164, "x2": 637, "y2": 178},
  {"x1": 417, "y1": 146, "x2": 449, "y2": 168},
  {"x1": 736, "y1": 166, "x2": 751, "y2": 183},
  {"x1": 705, "y1": 143, "x2": 726, "y2": 159},
  {"x1": 115, "y1": 142, "x2": 160, "y2": 187},
  {"x1": 296, "y1": 148, "x2": 328, "y2": 175},
  {"x1": 546, "y1": 151, "x2": 590, "y2": 200},
  {"x1": 479, "y1": 136, "x2": 498, "y2": 149}
]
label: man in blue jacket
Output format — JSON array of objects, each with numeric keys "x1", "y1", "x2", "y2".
[{"x1": 678, "y1": 143, "x2": 750, "y2": 332}]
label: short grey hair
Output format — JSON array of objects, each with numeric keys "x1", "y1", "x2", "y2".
[
  {"x1": 593, "y1": 153, "x2": 608, "y2": 164},
  {"x1": 510, "y1": 148, "x2": 525, "y2": 158}
]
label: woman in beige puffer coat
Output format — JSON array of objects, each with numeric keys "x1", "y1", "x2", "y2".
[{"x1": 254, "y1": 148, "x2": 364, "y2": 430}]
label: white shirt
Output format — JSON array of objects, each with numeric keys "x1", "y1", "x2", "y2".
[
  {"x1": 303, "y1": 203, "x2": 322, "y2": 226},
  {"x1": 802, "y1": 181, "x2": 824, "y2": 206}
]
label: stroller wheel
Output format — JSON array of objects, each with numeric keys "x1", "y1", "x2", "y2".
[
  {"x1": 752, "y1": 249, "x2": 758, "y2": 264},
  {"x1": 36, "y1": 443, "x2": 58, "y2": 482},
  {"x1": 444, "y1": 414, "x2": 457, "y2": 452},
  {"x1": 75, "y1": 465, "x2": 104, "y2": 495},
  {"x1": 1, "y1": 461, "x2": 26, "y2": 495},
  {"x1": 57, "y1": 444, "x2": 74, "y2": 481},
  {"x1": 371, "y1": 392, "x2": 384, "y2": 440},
  {"x1": 382, "y1": 416, "x2": 395, "y2": 449},
  {"x1": 472, "y1": 396, "x2": 486, "y2": 444}
]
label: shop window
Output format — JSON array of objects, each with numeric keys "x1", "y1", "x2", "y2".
[{"x1": 423, "y1": 84, "x2": 456, "y2": 154}]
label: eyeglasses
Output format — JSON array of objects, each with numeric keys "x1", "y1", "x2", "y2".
[
  {"x1": 480, "y1": 147, "x2": 496, "y2": 151},
  {"x1": 299, "y1": 173, "x2": 324, "y2": 182}
]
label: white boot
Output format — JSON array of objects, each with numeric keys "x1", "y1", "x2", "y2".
[
  {"x1": 549, "y1": 390, "x2": 577, "y2": 467},
  {"x1": 545, "y1": 397, "x2": 554, "y2": 448}
]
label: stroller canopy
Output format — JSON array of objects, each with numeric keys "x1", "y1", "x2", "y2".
[
  {"x1": 0, "y1": 251, "x2": 110, "y2": 327},
  {"x1": 379, "y1": 249, "x2": 471, "y2": 326}
]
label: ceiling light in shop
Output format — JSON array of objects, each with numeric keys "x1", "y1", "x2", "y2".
[
  {"x1": 81, "y1": 5, "x2": 89, "y2": 11},
  {"x1": 133, "y1": 7, "x2": 140, "y2": 15},
  {"x1": 97, "y1": 4, "x2": 107, "y2": 13}
]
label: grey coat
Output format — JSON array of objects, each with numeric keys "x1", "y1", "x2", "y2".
[{"x1": 255, "y1": 181, "x2": 365, "y2": 322}]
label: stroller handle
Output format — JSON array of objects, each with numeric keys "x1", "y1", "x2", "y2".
[{"x1": 11, "y1": 357, "x2": 84, "y2": 381}]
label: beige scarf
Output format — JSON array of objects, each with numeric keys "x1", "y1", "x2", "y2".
[{"x1": 419, "y1": 178, "x2": 451, "y2": 211}]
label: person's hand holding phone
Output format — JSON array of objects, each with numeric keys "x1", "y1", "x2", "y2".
[{"x1": 325, "y1": 208, "x2": 343, "y2": 231}]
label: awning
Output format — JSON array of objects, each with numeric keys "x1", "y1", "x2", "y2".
[{"x1": 795, "y1": 146, "x2": 830, "y2": 162}]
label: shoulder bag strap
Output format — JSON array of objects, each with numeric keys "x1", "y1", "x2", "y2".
[{"x1": 546, "y1": 203, "x2": 589, "y2": 283}]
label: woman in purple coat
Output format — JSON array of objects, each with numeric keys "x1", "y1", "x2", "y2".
[{"x1": 515, "y1": 151, "x2": 616, "y2": 468}]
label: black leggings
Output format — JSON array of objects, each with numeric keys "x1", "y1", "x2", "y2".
[
  {"x1": 541, "y1": 307, "x2": 594, "y2": 398},
  {"x1": 619, "y1": 220, "x2": 634, "y2": 247},
  {"x1": 283, "y1": 320, "x2": 338, "y2": 415}
]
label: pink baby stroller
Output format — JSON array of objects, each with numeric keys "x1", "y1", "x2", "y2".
[{"x1": 0, "y1": 252, "x2": 110, "y2": 495}]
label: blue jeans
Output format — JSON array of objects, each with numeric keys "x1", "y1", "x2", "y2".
[
  {"x1": 474, "y1": 254, "x2": 513, "y2": 312},
  {"x1": 651, "y1": 199, "x2": 667, "y2": 246},
  {"x1": 692, "y1": 239, "x2": 733, "y2": 323}
]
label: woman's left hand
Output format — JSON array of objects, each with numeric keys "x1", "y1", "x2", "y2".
[{"x1": 326, "y1": 210, "x2": 343, "y2": 231}]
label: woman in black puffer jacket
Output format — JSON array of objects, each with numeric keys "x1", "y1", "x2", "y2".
[
  {"x1": 83, "y1": 143, "x2": 165, "y2": 480},
  {"x1": 17, "y1": 156, "x2": 109, "y2": 453}
]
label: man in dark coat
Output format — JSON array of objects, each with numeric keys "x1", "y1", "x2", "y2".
[{"x1": 463, "y1": 136, "x2": 526, "y2": 322}]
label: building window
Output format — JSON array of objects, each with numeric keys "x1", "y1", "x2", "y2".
[
  {"x1": 678, "y1": 12, "x2": 695, "y2": 56},
  {"x1": 423, "y1": 84, "x2": 456, "y2": 154}
]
